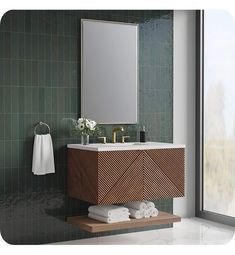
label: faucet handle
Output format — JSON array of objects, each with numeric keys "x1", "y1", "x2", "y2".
[
  {"x1": 121, "y1": 135, "x2": 130, "y2": 143},
  {"x1": 98, "y1": 136, "x2": 107, "y2": 144}
]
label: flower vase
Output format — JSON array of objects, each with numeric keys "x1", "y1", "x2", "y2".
[{"x1": 81, "y1": 133, "x2": 89, "y2": 145}]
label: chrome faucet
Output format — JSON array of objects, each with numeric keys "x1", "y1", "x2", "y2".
[{"x1": 112, "y1": 126, "x2": 124, "y2": 143}]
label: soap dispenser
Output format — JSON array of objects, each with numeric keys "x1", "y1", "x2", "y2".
[{"x1": 140, "y1": 125, "x2": 146, "y2": 142}]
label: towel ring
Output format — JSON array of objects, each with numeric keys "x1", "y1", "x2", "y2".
[{"x1": 34, "y1": 122, "x2": 50, "y2": 135}]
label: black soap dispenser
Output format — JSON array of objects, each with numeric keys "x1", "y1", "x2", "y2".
[{"x1": 140, "y1": 125, "x2": 146, "y2": 142}]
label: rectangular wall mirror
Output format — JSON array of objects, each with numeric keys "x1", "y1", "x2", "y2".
[{"x1": 81, "y1": 19, "x2": 138, "y2": 124}]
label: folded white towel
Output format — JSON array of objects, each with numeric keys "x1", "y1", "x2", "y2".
[
  {"x1": 32, "y1": 134, "x2": 55, "y2": 175},
  {"x1": 150, "y1": 208, "x2": 159, "y2": 217},
  {"x1": 128, "y1": 208, "x2": 144, "y2": 219},
  {"x1": 144, "y1": 208, "x2": 152, "y2": 218},
  {"x1": 144, "y1": 201, "x2": 155, "y2": 209},
  {"x1": 88, "y1": 205, "x2": 129, "y2": 218},
  {"x1": 88, "y1": 213, "x2": 130, "y2": 224},
  {"x1": 125, "y1": 201, "x2": 147, "y2": 211}
]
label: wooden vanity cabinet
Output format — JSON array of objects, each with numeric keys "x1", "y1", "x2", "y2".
[{"x1": 68, "y1": 148, "x2": 185, "y2": 204}]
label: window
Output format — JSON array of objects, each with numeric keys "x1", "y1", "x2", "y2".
[{"x1": 196, "y1": 10, "x2": 235, "y2": 225}]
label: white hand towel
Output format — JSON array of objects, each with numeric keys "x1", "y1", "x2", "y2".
[
  {"x1": 125, "y1": 201, "x2": 147, "y2": 211},
  {"x1": 128, "y1": 208, "x2": 144, "y2": 219},
  {"x1": 144, "y1": 200, "x2": 155, "y2": 209},
  {"x1": 150, "y1": 208, "x2": 159, "y2": 217},
  {"x1": 144, "y1": 208, "x2": 152, "y2": 218},
  {"x1": 88, "y1": 205, "x2": 129, "y2": 218},
  {"x1": 32, "y1": 134, "x2": 55, "y2": 175},
  {"x1": 88, "y1": 213, "x2": 130, "y2": 224},
  {"x1": 108, "y1": 213, "x2": 130, "y2": 220}
]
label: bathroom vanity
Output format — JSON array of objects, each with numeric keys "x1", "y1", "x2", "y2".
[{"x1": 67, "y1": 142, "x2": 185, "y2": 232}]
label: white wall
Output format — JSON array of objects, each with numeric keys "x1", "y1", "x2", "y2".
[{"x1": 173, "y1": 10, "x2": 196, "y2": 217}]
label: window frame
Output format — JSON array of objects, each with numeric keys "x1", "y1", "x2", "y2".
[{"x1": 195, "y1": 10, "x2": 235, "y2": 227}]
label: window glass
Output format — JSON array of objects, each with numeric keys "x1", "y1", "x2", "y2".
[{"x1": 204, "y1": 10, "x2": 235, "y2": 217}]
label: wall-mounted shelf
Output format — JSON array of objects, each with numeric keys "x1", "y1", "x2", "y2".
[{"x1": 67, "y1": 211, "x2": 181, "y2": 233}]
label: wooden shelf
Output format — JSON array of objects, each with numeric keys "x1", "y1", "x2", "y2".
[{"x1": 67, "y1": 211, "x2": 181, "y2": 233}]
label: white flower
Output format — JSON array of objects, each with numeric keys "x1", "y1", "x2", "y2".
[
  {"x1": 78, "y1": 118, "x2": 84, "y2": 123},
  {"x1": 85, "y1": 119, "x2": 91, "y2": 129},
  {"x1": 77, "y1": 123, "x2": 85, "y2": 131},
  {"x1": 91, "y1": 120, "x2": 96, "y2": 126},
  {"x1": 71, "y1": 117, "x2": 97, "y2": 134},
  {"x1": 90, "y1": 120, "x2": 96, "y2": 130}
]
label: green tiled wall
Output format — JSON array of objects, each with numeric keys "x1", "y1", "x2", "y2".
[{"x1": 0, "y1": 10, "x2": 173, "y2": 244}]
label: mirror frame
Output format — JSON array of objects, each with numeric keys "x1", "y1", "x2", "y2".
[{"x1": 81, "y1": 19, "x2": 139, "y2": 124}]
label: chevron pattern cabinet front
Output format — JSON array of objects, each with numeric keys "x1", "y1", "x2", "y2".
[{"x1": 68, "y1": 148, "x2": 185, "y2": 204}]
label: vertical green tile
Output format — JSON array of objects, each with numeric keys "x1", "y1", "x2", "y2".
[
  {"x1": 64, "y1": 88, "x2": 70, "y2": 113},
  {"x1": 20, "y1": 140, "x2": 33, "y2": 167},
  {"x1": 0, "y1": 88, "x2": 4, "y2": 113},
  {"x1": 70, "y1": 37, "x2": 77, "y2": 62},
  {"x1": 18, "y1": 33, "x2": 25, "y2": 59},
  {"x1": 11, "y1": 141, "x2": 20, "y2": 168},
  {"x1": 18, "y1": 114, "x2": 31, "y2": 140},
  {"x1": 63, "y1": 11, "x2": 72, "y2": 36},
  {"x1": 24, "y1": 61, "x2": 32, "y2": 86},
  {"x1": 62, "y1": 62, "x2": 69, "y2": 86},
  {"x1": 55, "y1": 11, "x2": 63, "y2": 35},
  {"x1": 50, "y1": 114, "x2": 57, "y2": 137},
  {"x1": 57, "y1": 88, "x2": 65, "y2": 113},
  {"x1": 62, "y1": 36, "x2": 70, "y2": 61},
  {"x1": 49, "y1": 11, "x2": 57, "y2": 34},
  {"x1": 30, "y1": 11, "x2": 39, "y2": 33},
  {"x1": 50, "y1": 62, "x2": 57, "y2": 87},
  {"x1": 11, "y1": 11, "x2": 22, "y2": 32},
  {"x1": 44, "y1": 87, "x2": 52, "y2": 113},
  {"x1": 0, "y1": 113, "x2": 4, "y2": 140},
  {"x1": 0, "y1": 169, "x2": 4, "y2": 194},
  {"x1": 3, "y1": 32, "x2": 10, "y2": 58},
  {"x1": 24, "y1": 11, "x2": 31, "y2": 33},
  {"x1": 0, "y1": 141, "x2": 4, "y2": 168},
  {"x1": 3, "y1": 59, "x2": 11, "y2": 86},
  {"x1": 9, "y1": 32, "x2": 17, "y2": 59},
  {"x1": 51, "y1": 36, "x2": 58, "y2": 61},
  {"x1": 18, "y1": 86, "x2": 25, "y2": 113},
  {"x1": 70, "y1": 62, "x2": 77, "y2": 87},
  {"x1": 12, "y1": 87, "x2": 19, "y2": 113},
  {"x1": 45, "y1": 62, "x2": 51, "y2": 87},
  {"x1": 0, "y1": 58, "x2": 3, "y2": 85},
  {"x1": 39, "y1": 87, "x2": 45, "y2": 113},
  {"x1": 38, "y1": 62, "x2": 46, "y2": 86},
  {"x1": 38, "y1": 35, "x2": 46, "y2": 61},
  {"x1": 70, "y1": 88, "x2": 77, "y2": 113},
  {"x1": 18, "y1": 59, "x2": 25, "y2": 85},
  {"x1": 51, "y1": 88, "x2": 57, "y2": 113},
  {"x1": 4, "y1": 114, "x2": 12, "y2": 140},
  {"x1": 4, "y1": 168, "x2": 12, "y2": 193},
  {"x1": 11, "y1": 114, "x2": 20, "y2": 140},
  {"x1": 32, "y1": 87, "x2": 39, "y2": 113},
  {"x1": 57, "y1": 62, "x2": 63, "y2": 87},
  {"x1": 4, "y1": 141, "x2": 12, "y2": 168},
  {"x1": 24, "y1": 87, "x2": 32, "y2": 113},
  {"x1": 10, "y1": 167, "x2": 19, "y2": 193},
  {"x1": 11, "y1": 60, "x2": 20, "y2": 86},
  {"x1": 24, "y1": 33, "x2": 32, "y2": 60},
  {"x1": 31, "y1": 60, "x2": 38, "y2": 86},
  {"x1": 31, "y1": 34, "x2": 39, "y2": 60}
]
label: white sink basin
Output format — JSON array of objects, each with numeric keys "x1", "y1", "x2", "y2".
[{"x1": 67, "y1": 142, "x2": 185, "y2": 151}]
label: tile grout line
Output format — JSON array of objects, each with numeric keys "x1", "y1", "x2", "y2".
[{"x1": 0, "y1": 57, "x2": 78, "y2": 63}]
